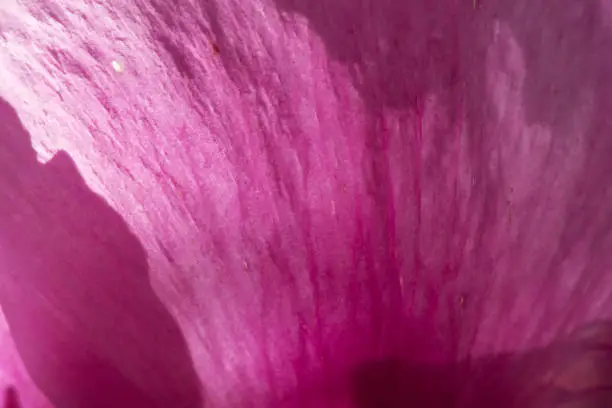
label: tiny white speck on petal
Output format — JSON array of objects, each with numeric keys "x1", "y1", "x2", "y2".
[{"x1": 112, "y1": 60, "x2": 123, "y2": 73}]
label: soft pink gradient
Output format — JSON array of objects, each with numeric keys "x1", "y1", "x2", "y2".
[{"x1": 1, "y1": 0, "x2": 612, "y2": 407}]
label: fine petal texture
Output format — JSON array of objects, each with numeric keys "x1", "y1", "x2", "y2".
[{"x1": 1, "y1": 0, "x2": 612, "y2": 407}]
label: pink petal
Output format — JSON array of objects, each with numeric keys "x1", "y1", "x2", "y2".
[{"x1": 1, "y1": 0, "x2": 612, "y2": 407}]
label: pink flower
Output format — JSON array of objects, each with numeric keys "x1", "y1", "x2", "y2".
[{"x1": 1, "y1": 0, "x2": 612, "y2": 406}]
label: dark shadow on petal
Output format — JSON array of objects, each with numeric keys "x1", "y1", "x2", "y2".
[
  {"x1": 0, "y1": 98, "x2": 204, "y2": 408},
  {"x1": 270, "y1": 321, "x2": 612, "y2": 408},
  {"x1": 352, "y1": 322, "x2": 612, "y2": 408},
  {"x1": 3, "y1": 387, "x2": 21, "y2": 408}
]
